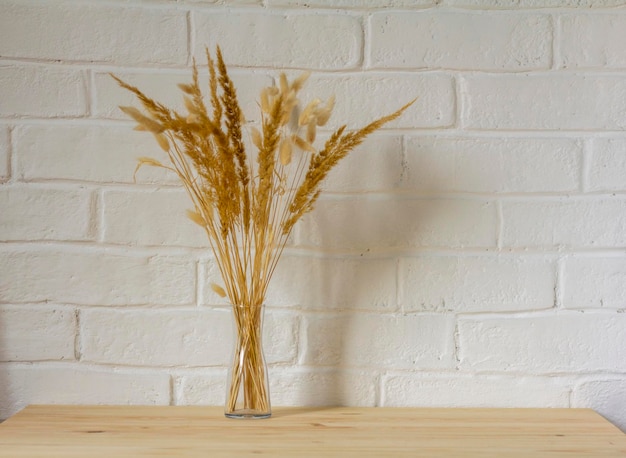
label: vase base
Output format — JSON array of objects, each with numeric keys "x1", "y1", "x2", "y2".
[{"x1": 225, "y1": 409, "x2": 271, "y2": 420}]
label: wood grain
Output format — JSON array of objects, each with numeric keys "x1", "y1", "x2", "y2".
[{"x1": 0, "y1": 405, "x2": 624, "y2": 457}]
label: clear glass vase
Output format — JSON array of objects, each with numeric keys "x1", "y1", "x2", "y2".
[{"x1": 225, "y1": 303, "x2": 271, "y2": 419}]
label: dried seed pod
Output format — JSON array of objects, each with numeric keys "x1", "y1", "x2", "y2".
[
  {"x1": 316, "y1": 95, "x2": 335, "y2": 126},
  {"x1": 306, "y1": 119, "x2": 316, "y2": 143},
  {"x1": 177, "y1": 83, "x2": 195, "y2": 94},
  {"x1": 279, "y1": 138, "x2": 293, "y2": 165},
  {"x1": 210, "y1": 283, "x2": 227, "y2": 298},
  {"x1": 251, "y1": 127, "x2": 263, "y2": 150},
  {"x1": 260, "y1": 88, "x2": 271, "y2": 113},
  {"x1": 133, "y1": 156, "x2": 167, "y2": 181},
  {"x1": 120, "y1": 106, "x2": 164, "y2": 133},
  {"x1": 298, "y1": 99, "x2": 321, "y2": 126},
  {"x1": 186, "y1": 209, "x2": 206, "y2": 227},
  {"x1": 154, "y1": 132, "x2": 170, "y2": 152},
  {"x1": 183, "y1": 96, "x2": 197, "y2": 114},
  {"x1": 279, "y1": 73, "x2": 289, "y2": 94},
  {"x1": 292, "y1": 135, "x2": 316, "y2": 153},
  {"x1": 291, "y1": 72, "x2": 311, "y2": 92}
]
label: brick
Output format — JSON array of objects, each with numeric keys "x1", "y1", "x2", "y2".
[
  {"x1": 14, "y1": 124, "x2": 175, "y2": 184},
  {"x1": 264, "y1": 254, "x2": 398, "y2": 311},
  {"x1": 321, "y1": 135, "x2": 404, "y2": 193},
  {"x1": 572, "y1": 379, "x2": 626, "y2": 433},
  {"x1": 0, "y1": 2, "x2": 187, "y2": 65},
  {"x1": 560, "y1": 14, "x2": 626, "y2": 69},
  {"x1": 0, "y1": 65, "x2": 87, "y2": 118},
  {"x1": 0, "y1": 364, "x2": 170, "y2": 420},
  {"x1": 587, "y1": 138, "x2": 626, "y2": 192},
  {"x1": 174, "y1": 369, "x2": 226, "y2": 406},
  {"x1": 403, "y1": 136, "x2": 581, "y2": 193},
  {"x1": 370, "y1": 12, "x2": 551, "y2": 71},
  {"x1": 81, "y1": 309, "x2": 231, "y2": 367},
  {"x1": 462, "y1": 74, "x2": 626, "y2": 131},
  {"x1": 95, "y1": 71, "x2": 272, "y2": 122},
  {"x1": 0, "y1": 248, "x2": 195, "y2": 306},
  {"x1": 80, "y1": 308, "x2": 297, "y2": 366},
  {"x1": 501, "y1": 197, "x2": 626, "y2": 249},
  {"x1": 302, "y1": 73, "x2": 455, "y2": 129},
  {"x1": 0, "y1": 307, "x2": 75, "y2": 362},
  {"x1": 102, "y1": 189, "x2": 207, "y2": 247},
  {"x1": 458, "y1": 312, "x2": 626, "y2": 373},
  {"x1": 0, "y1": 126, "x2": 9, "y2": 181},
  {"x1": 302, "y1": 312, "x2": 455, "y2": 370},
  {"x1": 562, "y1": 257, "x2": 626, "y2": 309},
  {"x1": 297, "y1": 196, "x2": 497, "y2": 251},
  {"x1": 399, "y1": 255, "x2": 555, "y2": 313},
  {"x1": 382, "y1": 374, "x2": 569, "y2": 407},
  {"x1": 0, "y1": 185, "x2": 93, "y2": 241},
  {"x1": 270, "y1": 368, "x2": 377, "y2": 406},
  {"x1": 192, "y1": 12, "x2": 362, "y2": 70},
  {"x1": 264, "y1": 309, "x2": 300, "y2": 364}
]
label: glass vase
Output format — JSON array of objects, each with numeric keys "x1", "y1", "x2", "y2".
[{"x1": 225, "y1": 303, "x2": 271, "y2": 419}]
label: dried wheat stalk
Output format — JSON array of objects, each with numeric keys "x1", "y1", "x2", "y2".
[{"x1": 113, "y1": 46, "x2": 414, "y2": 414}]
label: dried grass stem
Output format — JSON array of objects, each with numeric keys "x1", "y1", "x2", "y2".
[{"x1": 113, "y1": 46, "x2": 414, "y2": 413}]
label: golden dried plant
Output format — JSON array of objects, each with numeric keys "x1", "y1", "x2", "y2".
[{"x1": 113, "y1": 46, "x2": 414, "y2": 414}]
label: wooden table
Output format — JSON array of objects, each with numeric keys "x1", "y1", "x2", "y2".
[{"x1": 0, "y1": 405, "x2": 625, "y2": 457}]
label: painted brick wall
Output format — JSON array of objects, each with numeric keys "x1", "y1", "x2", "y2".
[{"x1": 1, "y1": 0, "x2": 625, "y2": 432}]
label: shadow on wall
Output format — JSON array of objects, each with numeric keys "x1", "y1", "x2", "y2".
[{"x1": 289, "y1": 141, "x2": 466, "y2": 407}]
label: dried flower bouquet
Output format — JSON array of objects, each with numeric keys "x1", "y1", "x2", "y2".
[{"x1": 113, "y1": 46, "x2": 413, "y2": 418}]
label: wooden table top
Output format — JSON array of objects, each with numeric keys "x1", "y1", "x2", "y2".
[{"x1": 0, "y1": 405, "x2": 625, "y2": 457}]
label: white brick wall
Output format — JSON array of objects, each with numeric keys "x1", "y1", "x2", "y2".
[
  {"x1": 462, "y1": 74, "x2": 626, "y2": 131},
  {"x1": 368, "y1": 12, "x2": 552, "y2": 71},
  {"x1": 0, "y1": 185, "x2": 94, "y2": 241},
  {"x1": 0, "y1": 248, "x2": 196, "y2": 306},
  {"x1": 403, "y1": 136, "x2": 582, "y2": 193},
  {"x1": 14, "y1": 125, "x2": 175, "y2": 184},
  {"x1": 382, "y1": 373, "x2": 571, "y2": 407},
  {"x1": 560, "y1": 13, "x2": 626, "y2": 69},
  {"x1": 0, "y1": 65, "x2": 88, "y2": 118},
  {"x1": 0, "y1": 2, "x2": 188, "y2": 65},
  {"x1": 192, "y1": 11, "x2": 363, "y2": 69},
  {"x1": 588, "y1": 137, "x2": 626, "y2": 191},
  {"x1": 1, "y1": 0, "x2": 625, "y2": 434},
  {"x1": 458, "y1": 312, "x2": 626, "y2": 373},
  {"x1": 399, "y1": 255, "x2": 555, "y2": 312},
  {"x1": 0, "y1": 306, "x2": 76, "y2": 362},
  {"x1": 562, "y1": 256, "x2": 626, "y2": 309}
]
